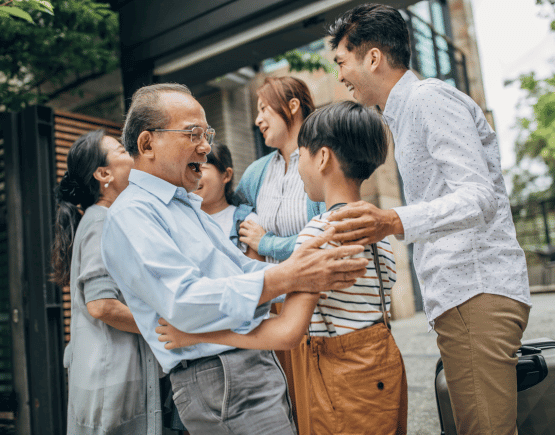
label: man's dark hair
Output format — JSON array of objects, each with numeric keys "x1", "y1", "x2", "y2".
[
  {"x1": 298, "y1": 101, "x2": 388, "y2": 181},
  {"x1": 122, "y1": 83, "x2": 192, "y2": 156},
  {"x1": 328, "y1": 3, "x2": 411, "y2": 70}
]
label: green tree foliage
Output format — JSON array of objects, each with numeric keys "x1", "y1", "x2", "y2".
[
  {"x1": 508, "y1": 0, "x2": 555, "y2": 201},
  {"x1": 0, "y1": 0, "x2": 119, "y2": 112},
  {"x1": 274, "y1": 49, "x2": 334, "y2": 74},
  {"x1": 0, "y1": 0, "x2": 53, "y2": 24}
]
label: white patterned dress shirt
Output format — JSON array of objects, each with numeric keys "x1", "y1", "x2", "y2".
[{"x1": 384, "y1": 70, "x2": 531, "y2": 327}]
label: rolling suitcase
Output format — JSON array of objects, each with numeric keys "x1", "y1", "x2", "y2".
[{"x1": 434, "y1": 337, "x2": 555, "y2": 435}]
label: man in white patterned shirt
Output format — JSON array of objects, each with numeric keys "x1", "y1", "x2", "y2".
[{"x1": 326, "y1": 4, "x2": 531, "y2": 435}]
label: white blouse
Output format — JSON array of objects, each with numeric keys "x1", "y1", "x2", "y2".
[{"x1": 256, "y1": 149, "x2": 308, "y2": 263}]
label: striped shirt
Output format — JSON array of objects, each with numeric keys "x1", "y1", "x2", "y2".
[
  {"x1": 295, "y1": 210, "x2": 396, "y2": 337},
  {"x1": 257, "y1": 149, "x2": 308, "y2": 264}
]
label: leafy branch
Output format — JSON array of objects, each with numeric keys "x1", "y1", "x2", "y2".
[
  {"x1": 0, "y1": 0, "x2": 53, "y2": 24},
  {"x1": 0, "y1": 0, "x2": 119, "y2": 112},
  {"x1": 274, "y1": 49, "x2": 334, "y2": 74},
  {"x1": 507, "y1": 0, "x2": 555, "y2": 201}
]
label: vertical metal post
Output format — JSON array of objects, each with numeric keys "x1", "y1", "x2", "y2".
[
  {"x1": 17, "y1": 106, "x2": 66, "y2": 435},
  {"x1": 396, "y1": 168, "x2": 423, "y2": 312},
  {"x1": 540, "y1": 201, "x2": 551, "y2": 246},
  {"x1": 2, "y1": 112, "x2": 31, "y2": 435},
  {"x1": 406, "y1": 11, "x2": 420, "y2": 73},
  {"x1": 429, "y1": 27, "x2": 442, "y2": 81},
  {"x1": 461, "y1": 51, "x2": 471, "y2": 95},
  {"x1": 428, "y1": 0, "x2": 443, "y2": 81}
]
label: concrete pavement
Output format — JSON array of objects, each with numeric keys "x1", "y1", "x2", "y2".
[{"x1": 391, "y1": 292, "x2": 555, "y2": 435}]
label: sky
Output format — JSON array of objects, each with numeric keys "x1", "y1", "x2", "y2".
[{"x1": 468, "y1": 0, "x2": 555, "y2": 189}]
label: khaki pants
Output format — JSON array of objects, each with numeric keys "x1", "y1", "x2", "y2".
[
  {"x1": 435, "y1": 293, "x2": 530, "y2": 435},
  {"x1": 298, "y1": 323, "x2": 408, "y2": 435}
]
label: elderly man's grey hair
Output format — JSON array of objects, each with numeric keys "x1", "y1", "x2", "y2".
[{"x1": 122, "y1": 83, "x2": 192, "y2": 156}]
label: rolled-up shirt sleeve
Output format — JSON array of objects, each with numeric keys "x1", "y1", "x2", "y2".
[
  {"x1": 76, "y1": 217, "x2": 121, "y2": 303},
  {"x1": 393, "y1": 86, "x2": 498, "y2": 245},
  {"x1": 102, "y1": 201, "x2": 267, "y2": 333},
  {"x1": 83, "y1": 276, "x2": 120, "y2": 304}
]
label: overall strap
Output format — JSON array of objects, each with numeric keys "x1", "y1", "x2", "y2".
[{"x1": 371, "y1": 243, "x2": 390, "y2": 329}]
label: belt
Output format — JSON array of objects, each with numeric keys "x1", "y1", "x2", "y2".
[{"x1": 169, "y1": 354, "x2": 219, "y2": 374}]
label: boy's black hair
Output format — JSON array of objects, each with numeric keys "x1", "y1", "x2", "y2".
[
  {"x1": 327, "y1": 3, "x2": 410, "y2": 70},
  {"x1": 298, "y1": 101, "x2": 388, "y2": 181}
]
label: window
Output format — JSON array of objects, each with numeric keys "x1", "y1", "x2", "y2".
[{"x1": 405, "y1": 0, "x2": 469, "y2": 93}]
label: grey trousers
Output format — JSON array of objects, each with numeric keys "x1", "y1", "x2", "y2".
[{"x1": 170, "y1": 348, "x2": 297, "y2": 435}]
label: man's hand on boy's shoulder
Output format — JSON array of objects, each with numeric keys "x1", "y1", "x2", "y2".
[
  {"x1": 327, "y1": 201, "x2": 404, "y2": 245},
  {"x1": 264, "y1": 227, "x2": 369, "y2": 300}
]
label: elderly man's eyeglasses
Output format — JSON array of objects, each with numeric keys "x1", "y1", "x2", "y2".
[{"x1": 147, "y1": 127, "x2": 216, "y2": 145}]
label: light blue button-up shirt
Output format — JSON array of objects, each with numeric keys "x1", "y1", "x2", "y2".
[{"x1": 101, "y1": 169, "x2": 272, "y2": 373}]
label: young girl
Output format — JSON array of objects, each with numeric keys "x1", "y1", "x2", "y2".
[{"x1": 194, "y1": 142, "x2": 262, "y2": 260}]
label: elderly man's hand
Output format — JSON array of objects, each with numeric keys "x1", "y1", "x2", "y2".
[
  {"x1": 262, "y1": 227, "x2": 369, "y2": 301},
  {"x1": 327, "y1": 201, "x2": 404, "y2": 245}
]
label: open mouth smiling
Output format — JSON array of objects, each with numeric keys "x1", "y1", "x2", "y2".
[{"x1": 188, "y1": 162, "x2": 202, "y2": 173}]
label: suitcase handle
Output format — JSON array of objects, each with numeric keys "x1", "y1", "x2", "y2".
[
  {"x1": 516, "y1": 354, "x2": 548, "y2": 392},
  {"x1": 520, "y1": 345, "x2": 541, "y2": 356}
]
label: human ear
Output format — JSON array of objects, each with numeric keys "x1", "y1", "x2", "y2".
[
  {"x1": 222, "y1": 167, "x2": 233, "y2": 184},
  {"x1": 137, "y1": 131, "x2": 154, "y2": 159},
  {"x1": 289, "y1": 98, "x2": 301, "y2": 116},
  {"x1": 319, "y1": 147, "x2": 332, "y2": 173},
  {"x1": 367, "y1": 47, "x2": 382, "y2": 72},
  {"x1": 93, "y1": 166, "x2": 111, "y2": 186}
]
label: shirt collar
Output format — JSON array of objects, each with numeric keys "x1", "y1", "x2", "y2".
[
  {"x1": 382, "y1": 70, "x2": 420, "y2": 127},
  {"x1": 275, "y1": 148, "x2": 299, "y2": 162},
  {"x1": 128, "y1": 169, "x2": 184, "y2": 205}
]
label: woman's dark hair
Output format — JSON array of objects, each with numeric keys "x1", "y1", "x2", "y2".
[
  {"x1": 206, "y1": 142, "x2": 234, "y2": 205},
  {"x1": 51, "y1": 129, "x2": 108, "y2": 287},
  {"x1": 298, "y1": 101, "x2": 388, "y2": 181},
  {"x1": 257, "y1": 77, "x2": 315, "y2": 130},
  {"x1": 327, "y1": 3, "x2": 411, "y2": 70}
]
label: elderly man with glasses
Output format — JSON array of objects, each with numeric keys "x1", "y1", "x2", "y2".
[{"x1": 101, "y1": 83, "x2": 369, "y2": 435}]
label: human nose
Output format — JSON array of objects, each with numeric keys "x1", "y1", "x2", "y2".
[
  {"x1": 197, "y1": 137, "x2": 211, "y2": 155},
  {"x1": 255, "y1": 112, "x2": 263, "y2": 127},
  {"x1": 338, "y1": 68, "x2": 344, "y2": 83}
]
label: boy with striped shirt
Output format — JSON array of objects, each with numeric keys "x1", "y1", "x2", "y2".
[
  {"x1": 157, "y1": 100, "x2": 407, "y2": 434},
  {"x1": 295, "y1": 207, "x2": 395, "y2": 337}
]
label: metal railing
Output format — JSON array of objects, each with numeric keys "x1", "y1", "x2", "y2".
[
  {"x1": 512, "y1": 198, "x2": 555, "y2": 252},
  {"x1": 404, "y1": 9, "x2": 471, "y2": 95},
  {"x1": 512, "y1": 198, "x2": 555, "y2": 287}
]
